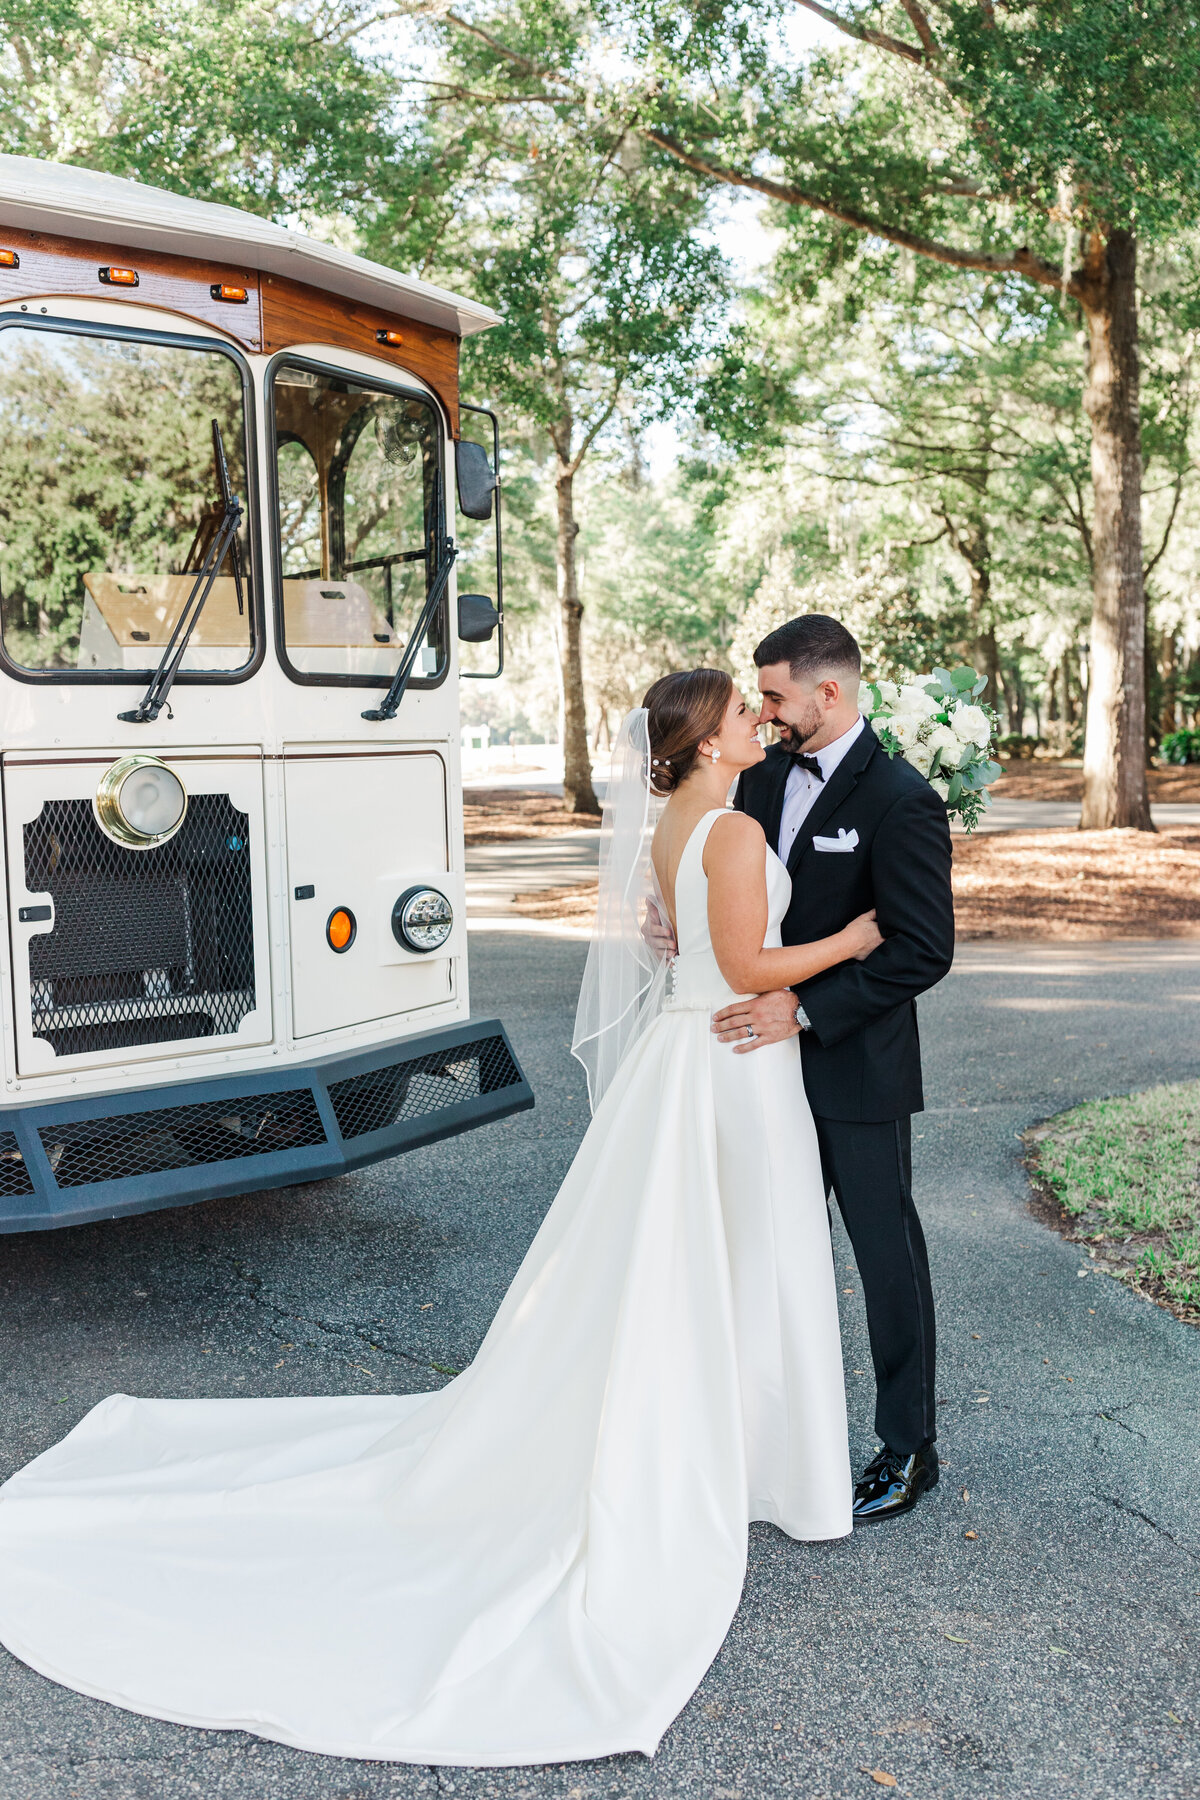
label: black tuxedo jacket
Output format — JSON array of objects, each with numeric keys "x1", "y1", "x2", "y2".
[{"x1": 734, "y1": 721, "x2": 954, "y2": 1122}]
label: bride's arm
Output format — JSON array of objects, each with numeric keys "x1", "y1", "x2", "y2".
[{"x1": 704, "y1": 812, "x2": 880, "y2": 993}]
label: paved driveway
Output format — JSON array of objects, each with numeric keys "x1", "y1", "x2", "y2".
[
  {"x1": 464, "y1": 804, "x2": 1200, "y2": 921},
  {"x1": 1, "y1": 936, "x2": 1199, "y2": 1799}
]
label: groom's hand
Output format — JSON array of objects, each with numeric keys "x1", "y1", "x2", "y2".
[
  {"x1": 641, "y1": 898, "x2": 677, "y2": 962},
  {"x1": 712, "y1": 989, "x2": 800, "y2": 1053}
]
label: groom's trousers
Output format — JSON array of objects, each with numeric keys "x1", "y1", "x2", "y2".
[{"x1": 813, "y1": 1115, "x2": 937, "y2": 1456}]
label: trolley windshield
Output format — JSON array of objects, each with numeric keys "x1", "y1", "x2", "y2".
[
  {"x1": 271, "y1": 362, "x2": 446, "y2": 684},
  {"x1": 0, "y1": 322, "x2": 253, "y2": 678}
]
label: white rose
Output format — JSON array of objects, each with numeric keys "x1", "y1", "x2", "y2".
[
  {"x1": 858, "y1": 680, "x2": 877, "y2": 713},
  {"x1": 886, "y1": 711, "x2": 923, "y2": 749},
  {"x1": 927, "y1": 723, "x2": 961, "y2": 768},
  {"x1": 953, "y1": 702, "x2": 992, "y2": 749},
  {"x1": 897, "y1": 684, "x2": 940, "y2": 719},
  {"x1": 905, "y1": 738, "x2": 934, "y2": 775},
  {"x1": 875, "y1": 679, "x2": 900, "y2": 708},
  {"x1": 930, "y1": 775, "x2": 951, "y2": 801}
]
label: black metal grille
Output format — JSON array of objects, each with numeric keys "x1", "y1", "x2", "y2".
[
  {"x1": 23, "y1": 796, "x2": 255, "y2": 1059},
  {"x1": 40, "y1": 1088, "x2": 326, "y2": 1189},
  {"x1": 0, "y1": 1131, "x2": 34, "y2": 1197},
  {"x1": 328, "y1": 1034, "x2": 523, "y2": 1140}
]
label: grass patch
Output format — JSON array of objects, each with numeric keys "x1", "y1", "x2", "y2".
[{"x1": 1026, "y1": 1080, "x2": 1200, "y2": 1323}]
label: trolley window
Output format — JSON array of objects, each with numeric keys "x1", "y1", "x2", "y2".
[
  {"x1": 270, "y1": 361, "x2": 447, "y2": 686},
  {"x1": 0, "y1": 321, "x2": 254, "y2": 679}
]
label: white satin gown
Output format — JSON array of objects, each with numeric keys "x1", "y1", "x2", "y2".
[{"x1": 0, "y1": 808, "x2": 851, "y2": 1766}]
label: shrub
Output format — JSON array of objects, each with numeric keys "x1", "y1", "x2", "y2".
[
  {"x1": 1162, "y1": 729, "x2": 1200, "y2": 766},
  {"x1": 996, "y1": 733, "x2": 1041, "y2": 761}
]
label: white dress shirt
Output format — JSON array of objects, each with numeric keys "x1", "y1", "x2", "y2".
[{"x1": 777, "y1": 713, "x2": 866, "y2": 863}]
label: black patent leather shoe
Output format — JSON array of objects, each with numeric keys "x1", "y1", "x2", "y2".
[{"x1": 852, "y1": 1442, "x2": 939, "y2": 1525}]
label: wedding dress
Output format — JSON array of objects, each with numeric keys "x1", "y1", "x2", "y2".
[{"x1": 0, "y1": 808, "x2": 851, "y2": 1766}]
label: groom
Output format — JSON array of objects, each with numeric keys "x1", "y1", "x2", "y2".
[{"x1": 718, "y1": 614, "x2": 954, "y2": 1523}]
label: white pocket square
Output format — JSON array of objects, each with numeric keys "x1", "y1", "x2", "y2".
[{"x1": 812, "y1": 828, "x2": 859, "y2": 853}]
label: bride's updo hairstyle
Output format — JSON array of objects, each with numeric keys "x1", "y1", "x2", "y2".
[{"x1": 642, "y1": 668, "x2": 733, "y2": 796}]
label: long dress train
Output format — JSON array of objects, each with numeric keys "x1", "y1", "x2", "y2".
[{"x1": 0, "y1": 809, "x2": 851, "y2": 1765}]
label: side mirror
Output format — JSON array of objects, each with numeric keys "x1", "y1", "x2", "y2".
[
  {"x1": 456, "y1": 439, "x2": 496, "y2": 521},
  {"x1": 458, "y1": 592, "x2": 499, "y2": 643}
]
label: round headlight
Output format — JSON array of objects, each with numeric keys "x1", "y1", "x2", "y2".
[
  {"x1": 94, "y1": 755, "x2": 187, "y2": 848},
  {"x1": 392, "y1": 886, "x2": 453, "y2": 954}
]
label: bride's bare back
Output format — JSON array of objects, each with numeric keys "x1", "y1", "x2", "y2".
[
  {"x1": 654, "y1": 798, "x2": 881, "y2": 996},
  {"x1": 651, "y1": 794, "x2": 737, "y2": 936}
]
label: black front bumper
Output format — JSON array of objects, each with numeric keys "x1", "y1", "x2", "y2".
[{"x1": 0, "y1": 1020, "x2": 532, "y2": 1232}]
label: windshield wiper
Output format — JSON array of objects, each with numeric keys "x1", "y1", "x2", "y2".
[
  {"x1": 118, "y1": 419, "x2": 246, "y2": 724},
  {"x1": 362, "y1": 467, "x2": 456, "y2": 723}
]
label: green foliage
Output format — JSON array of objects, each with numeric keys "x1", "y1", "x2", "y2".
[
  {"x1": 578, "y1": 467, "x2": 738, "y2": 723},
  {"x1": 0, "y1": 0, "x2": 392, "y2": 218},
  {"x1": 4, "y1": 0, "x2": 1199, "y2": 751},
  {"x1": 1161, "y1": 729, "x2": 1200, "y2": 765},
  {"x1": 619, "y1": 0, "x2": 1200, "y2": 263},
  {"x1": 360, "y1": 7, "x2": 728, "y2": 467},
  {"x1": 996, "y1": 734, "x2": 1042, "y2": 761},
  {"x1": 938, "y1": 1, "x2": 1200, "y2": 246},
  {"x1": 0, "y1": 328, "x2": 247, "y2": 668}
]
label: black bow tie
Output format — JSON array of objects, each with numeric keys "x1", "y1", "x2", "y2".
[{"x1": 789, "y1": 752, "x2": 824, "y2": 781}]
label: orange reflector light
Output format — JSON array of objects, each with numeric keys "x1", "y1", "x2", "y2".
[
  {"x1": 99, "y1": 266, "x2": 139, "y2": 287},
  {"x1": 326, "y1": 907, "x2": 356, "y2": 953},
  {"x1": 376, "y1": 328, "x2": 404, "y2": 346},
  {"x1": 210, "y1": 282, "x2": 249, "y2": 303},
  {"x1": 0, "y1": 249, "x2": 19, "y2": 269}
]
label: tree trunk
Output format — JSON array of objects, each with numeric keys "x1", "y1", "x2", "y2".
[
  {"x1": 554, "y1": 465, "x2": 599, "y2": 814},
  {"x1": 1160, "y1": 628, "x2": 1177, "y2": 739},
  {"x1": 949, "y1": 516, "x2": 1001, "y2": 706},
  {"x1": 1079, "y1": 231, "x2": 1153, "y2": 829}
]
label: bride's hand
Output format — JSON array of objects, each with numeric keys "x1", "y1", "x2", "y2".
[{"x1": 846, "y1": 909, "x2": 883, "y2": 961}]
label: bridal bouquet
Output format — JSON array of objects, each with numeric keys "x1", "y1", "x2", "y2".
[{"x1": 859, "y1": 667, "x2": 1002, "y2": 833}]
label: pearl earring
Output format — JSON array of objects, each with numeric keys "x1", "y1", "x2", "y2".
[{"x1": 711, "y1": 748, "x2": 721, "y2": 761}]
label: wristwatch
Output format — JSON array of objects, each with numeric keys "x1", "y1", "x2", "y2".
[{"x1": 794, "y1": 1002, "x2": 812, "y2": 1032}]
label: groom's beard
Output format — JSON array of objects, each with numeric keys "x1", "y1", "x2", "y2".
[{"x1": 775, "y1": 701, "x2": 824, "y2": 750}]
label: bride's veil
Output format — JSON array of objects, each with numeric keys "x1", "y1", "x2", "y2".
[{"x1": 570, "y1": 707, "x2": 669, "y2": 1112}]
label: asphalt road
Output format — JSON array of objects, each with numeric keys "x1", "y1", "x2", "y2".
[{"x1": 2, "y1": 935, "x2": 1199, "y2": 1800}]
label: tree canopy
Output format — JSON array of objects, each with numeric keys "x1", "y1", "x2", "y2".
[{"x1": 2, "y1": 0, "x2": 1199, "y2": 795}]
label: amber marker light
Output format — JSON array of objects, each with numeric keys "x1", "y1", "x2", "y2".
[
  {"x1": 326, "y1": 907, "x2": 357, "y2": 953},
  {"x1": 376, "y1": 328, "x2": 404, "y2": 346},
  {"x1": 211, "y1": 283, "x2": 249, "y2": 303},
  {"x1": 99, "y1": 266, "x2": 139, "y2": 287},
  {"x1": 0, "y1": 249, "x2": 19, "y2": 269}
]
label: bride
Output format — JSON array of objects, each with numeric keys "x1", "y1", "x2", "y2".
[{"x1": 0, "y1": 668, "x2": 882, "y2": 1767}]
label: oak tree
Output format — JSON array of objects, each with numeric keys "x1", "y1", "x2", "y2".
[{"x1": 615, "y1": 0, "x2": 1200, "y2": 826}]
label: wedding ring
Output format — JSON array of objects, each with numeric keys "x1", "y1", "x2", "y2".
[{"x1": 745, "y1": 1026, "x2": 756, "y2": 1040}]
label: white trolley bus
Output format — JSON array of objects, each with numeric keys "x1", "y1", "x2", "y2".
[{"x1": 0, "y1": 156, "x2": 532, "y2": 1232}]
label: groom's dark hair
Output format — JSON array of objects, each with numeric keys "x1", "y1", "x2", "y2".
[{"x1": 754, "y1": 614, "x2": 861, "y2": 683}]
